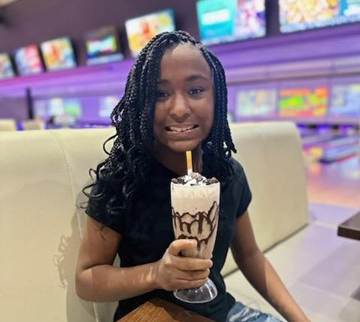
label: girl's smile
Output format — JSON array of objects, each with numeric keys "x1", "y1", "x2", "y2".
[{"x1": 165, "y1": 124, "x2": 199, "y2": 133}]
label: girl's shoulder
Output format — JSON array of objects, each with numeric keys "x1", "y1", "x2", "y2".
[
  {"x1": 229, "y1": 157, "x2": 246, "y2": 177},
  {"x1": 219, "y1": 157, "x2": 248, "y2": 190}
]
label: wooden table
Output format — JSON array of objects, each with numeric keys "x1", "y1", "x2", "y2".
[
  {"x1": 337, "y1": 211, "x2": 360, "y2": 241},
  {"x1": 118, "y1": 298, "x2": 215, "y2": 322}
]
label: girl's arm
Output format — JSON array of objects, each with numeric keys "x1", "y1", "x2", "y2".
[
  {"x1": 231, "y1": 211, "x2": 310, "y2": 322},
  {"x1": 75, "y1": 217, "x2": 212, "y2": 302}
]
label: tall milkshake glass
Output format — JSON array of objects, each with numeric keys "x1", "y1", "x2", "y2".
[{"x1": 170, "y1": 169, "x2": 220, "y2": 303}]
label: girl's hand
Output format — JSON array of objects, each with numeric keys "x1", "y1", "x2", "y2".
[{"x1": 153, "y1": 239, "x2": 213, "y2": 291}]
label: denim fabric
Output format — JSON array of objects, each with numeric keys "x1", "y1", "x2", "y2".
[{"x1": 226, "y1": 302, "x2": 283, "y2": 322}]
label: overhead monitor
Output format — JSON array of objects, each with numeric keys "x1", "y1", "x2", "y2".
[
  {"x1": 85, "y1": 26, "x2": 123, "y2": 65},
  {"x1": 125, "y1": 9, "x2": 176, "y2": 57},
  {"x1": 279, "y1": 0, "x2": 360, "y2": 33},
  {"x1": 235, "y1": 88, "x2": 277, "y2": 119},
  {"x1": 330, "y1": 83, "x2": 360, "y2": 117},
  {"x1": 0, "y1": 53, "x2": 15, "y2": 79},
  {"x1": 98, "y1": 95, "x2": 121, "y2": 119},
  {"x1": 14, "y1": 45, "x2": 43, "y2": 76},
  {"x1": 279, "y1": 86, "x2": 328, "y2": 117},
  {"x1": 40, "y1": 37, "x2": 77, "y2": 71},
  {"x1": 196, "y1": 0, "x2": 266, "y2": 45},
  {"x1": 34, "y1": 97, "x2": 82, "y2": 127}
]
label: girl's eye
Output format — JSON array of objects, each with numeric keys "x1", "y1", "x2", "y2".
[
  {"x1": 189, "y1": 88, "x2": 204, "y2": 95},
  {"x1": 156, "y1": 91, "x2": 169, "y2": 99}
]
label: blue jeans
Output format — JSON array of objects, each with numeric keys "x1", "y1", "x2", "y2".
[{"x1": 226, "y1": 302, "x2": 283, "y2": 322}]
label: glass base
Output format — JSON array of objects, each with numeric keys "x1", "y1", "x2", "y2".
[{"x1": 173, "y1": 278, "x2": 218, "y2": 303}]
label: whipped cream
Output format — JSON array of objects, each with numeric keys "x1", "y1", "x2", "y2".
[{"x1": 171, "y1": 172, "x2": 218, "y2": 186}]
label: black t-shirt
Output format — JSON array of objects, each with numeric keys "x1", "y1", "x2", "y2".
[{"x1": 86, "y1": 157, "x2": 252, "y2": 322}]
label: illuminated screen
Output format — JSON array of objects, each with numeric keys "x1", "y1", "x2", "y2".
[
  {"x1": 34, "y1": 97, "x2": 82, "y2": 124},
  {"x1": 34, "y1": 95, "x2": 120, "y2": 125},
  {"x1": 14, "y1": 45, "x2": 43, "y2": 75},
  {"x1": 235, "y1": 89, "x2": 276, "y2": 118},
  {"x1": 40, "y1": 37, "x2": 76, "y2": 71},
  {"x1": 125, "y1": 9, "x2": 176, "y2": 57},
  {"x1": 85, "y1": 26, "x2": 123, "y2": 65},
  {"x1": 98, "y1": 95, "x2": 121, "y2": 119},
  {"x1": 280, "y1": 0, "x2": 360, "y2": 33},
  {"x1": 330, "y1": 84, "x2": 360, "y2": 116},
  {"x1": 48, "y1": 98, "x2": 82, "y2": 118},
  {"x1": 196, "y1": 0, "x2": 266, "y2": 45},
  {"x1": 0, "y1": 53, "x2": 15, "y2": 79},
  {"x1": 279, "y1": 87, "x2": 328, "y2": 117}
]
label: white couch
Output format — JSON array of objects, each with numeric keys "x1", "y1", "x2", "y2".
[{"x1": 0, "y1": 121, "x2": 308, "y2": 322}]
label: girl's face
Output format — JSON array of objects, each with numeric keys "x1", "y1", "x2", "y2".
[{"x1": 153, "y1": 43, "x2": 214, "y2": 159}]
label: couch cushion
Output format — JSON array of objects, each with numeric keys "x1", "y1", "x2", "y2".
[
  {"x1": 221, "y1": 122, "x2": 308, "y2": 276},
  {"x1": 0, "y1": 130, "x2": 97, "y2": 321},
  {"x1": 0, "y1": 118, "x2": 17, "y2": 131},
  {"x1": 50, "y1": 128, "x2": 118, "y2": 322}
]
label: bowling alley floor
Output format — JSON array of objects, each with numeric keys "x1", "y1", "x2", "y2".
[
  {"x1": 305, "y1": 152, "x2": 360, "y2": 209},
  {"x1": 225, "y1": 155, "x2": 360, "y2": 322}
]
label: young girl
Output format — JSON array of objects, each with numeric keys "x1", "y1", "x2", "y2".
[{"x1": 76, "y1": 30, "x2": 309, "y2": 322}]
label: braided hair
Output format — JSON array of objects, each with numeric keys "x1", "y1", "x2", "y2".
[{"x1": 84, "y1": 30, "x2": 236, "y2": 221}]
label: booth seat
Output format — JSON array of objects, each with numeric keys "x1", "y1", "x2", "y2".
[
  {"x1": 21, "y1": 119, "x2": 46, "y2": 130},
  {"x1": 0, "y1": 118, "x2": 17, "y2": 131},
  {"x1": 0, "y1": 122, "x2": 308, "y2": 322}
]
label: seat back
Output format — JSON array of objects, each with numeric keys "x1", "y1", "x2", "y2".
[
  {"x1": 22, "y1": 119, "x2": 46, "y2": 130},
  {"x1": 221, "y1": 121, "x2": 308, "y2": 275},
  {"x1": 0, "y1": 128, "x2": 115, "y2": 322},
  {"x1": 0, "y1": 118, "x2": 17, "y2": 131}
]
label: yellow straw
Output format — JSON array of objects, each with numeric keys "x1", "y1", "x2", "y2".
[{"x1": 186, "y1": 151, "x2": 193, "y2": 175}]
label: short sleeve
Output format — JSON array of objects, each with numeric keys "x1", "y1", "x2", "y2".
[
  {"x1": 85, "y1": 181, "x2": 125, "y2": 234},
  {"x1": 230, "y1": 159, "x2": 252, "y2": 218}
]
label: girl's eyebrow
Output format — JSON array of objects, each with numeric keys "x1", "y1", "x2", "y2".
[
  {"x1": 185, "y1": 74, "x2": 209, "y2": 82},
  {"x1": 157, "y1": 74, "x2": 210, "y2": 84}
]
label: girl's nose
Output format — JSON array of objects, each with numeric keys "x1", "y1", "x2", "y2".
[{"x1": 169, "y1": 94, "x2": 191, "y2": 122}]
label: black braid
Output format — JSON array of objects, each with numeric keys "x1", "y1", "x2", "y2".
[{"x1": 83, "y1": 30, "x2": 236, "y2": 224}]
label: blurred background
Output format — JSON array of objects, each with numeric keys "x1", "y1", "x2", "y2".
[{"x1": 1, "y1": 0, "x2": 358, "y2": 204}]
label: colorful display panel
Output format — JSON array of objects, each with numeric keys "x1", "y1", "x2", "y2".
[
  {"x1": 330, "y1": 84, "x2": 360, "y2": 116},
  {"x1": 34, "y1": 97, "x2": 82, "y2": 126},
  {"x1": 33, "y1": 94, "x2": 122, "y2": 127},
  {"x1": 0, "y1": 53, "x2": 15, "y2": 79},
  {"x1": 40, "y1": 37, "x2": 77, "y2": 71},
  {"x1": 280, "y1": 0, "x2": 360, "y2": 33},
  {"x1": 125, "y1": 9, "x2": 176, "y2": 57},
  {"x1": 14, "y1": 45, "x2": 43, "y2": 75},
  {"x1": 85, "y1": 26, "x2": 123, "y2": 65},
  {"x1": 196, "y1": 0, "x2": 266, "y2": 45},
  {"x1": 279, "y1": 87, "x2": 328, "y2": 117},
  {"x1": 235, "y1": 89, "x2": 277, "y2": 119},
  {"x1": 98, "y1": 95, "x2": 121, "y2": 118}
]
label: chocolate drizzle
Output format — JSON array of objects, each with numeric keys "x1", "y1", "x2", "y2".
[{"x1": 172, "y1": 201, "x2": 219, "y2": 251}]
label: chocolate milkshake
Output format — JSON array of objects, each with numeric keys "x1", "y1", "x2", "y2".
[{"x1": 171, "y1": 172, "x2": 220, "y2": 260}]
